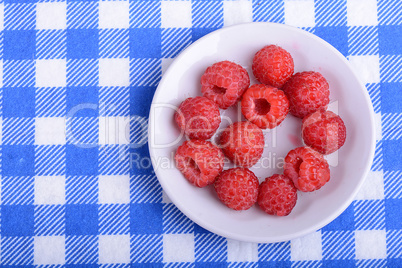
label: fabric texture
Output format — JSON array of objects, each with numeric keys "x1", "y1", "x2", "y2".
[{"x1": 0, "y1": 0, "x2": 401, "y2": 266}]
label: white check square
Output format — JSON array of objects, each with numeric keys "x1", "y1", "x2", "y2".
[
  {"x1": 34, "y1": 176, "x2": 66, "y2": 205},
  {"x1": 99, "y1": 58, "x2": 130, "y2": 87},
  {"x1": 99, "y1": 1, "x2": 129, "y2": 29},
  {"x1": 163, "y1": 234, "x2": 195, "y2": 262},
  {"x1": 36, "y1": 2, "x2": 67, "y2": 30},
  {"x1": 347, "y1": 0, "x2": 378, "y2": 26},
  {"x1": 223, "y1": 0, "x2": 253, "y2": 26},
  {"x1": 98, "y1": 175, "x2": 130, "y2": 204},
  {"x1": 284, "y1": 0, "x2": 315, "y2": 27},
  {"x1": 34, "y1": 236, "x2": 65, "y2": 264},
  {"x1": 99, "y1": 235, "x2": 130, "y2": 263},
  {"x1": 161, "y1": 1, "x2": 192, "y2": 28},
  {"x1": 36, "y1": 59, "x2": 67, "y2": 87},
  {"x1": 35, "y1": 117, "x2": 66, "y2": 145}
]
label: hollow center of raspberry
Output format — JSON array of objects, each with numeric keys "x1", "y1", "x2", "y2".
[
  {"x1": 186, "y1": 157, "x2": 201, "y2": 176},
  {"x1": 212, "y1": 85, "x2": 227, "y2": 95},
  {"x1": 295, "y1": 157, "x2": 303, "y2": 174},
  {"x1": 254, "y1": 98, "x2": 271, "y2": 115}
]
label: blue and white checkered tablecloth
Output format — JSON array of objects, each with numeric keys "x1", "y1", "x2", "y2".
[{"x1": 0, "y1": 0, "x2": 401, "y2": 266}]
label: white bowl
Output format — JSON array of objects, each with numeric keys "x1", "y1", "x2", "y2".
[{"x1": 148, "y1": 22, "x2": 376, "y2": 243}]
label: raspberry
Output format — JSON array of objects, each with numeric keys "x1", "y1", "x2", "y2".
[
  {"x1": 201, "y1": 61, "x2": 250, "y2": 109},
  {"x1": 302, "y1": 110, "x2": 347, "y2": 155},
  {"x1": 257, "y1": 174, "x2": 298, "y2": 216},
  {"x1": 241, "y1": 84, "x2": 289, "y2": 129},
  {"x1": 284, "y1": 146, "x2": 330, "y2": 192},
  {"x1": 175, "y1": 139, "x2": 224, "y2": 187},
  {"x1": 174, "y1": 96, "x2": 221, "y2": 140},
  {"x1": 214, "y1": 167, "x2": 259, "y2": 210},
  {"x1": 219, "y1": 121, "x2": 264, "y2": 168},
  {"x1": 252, "y1": 45, "x2": 294, "y2": 88},
  {"x1": 282, "y1": 71, "x2": 330, "y2": 118}
]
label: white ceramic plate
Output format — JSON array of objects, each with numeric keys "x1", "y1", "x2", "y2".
[{"x1": 148, "y1": 22, "x2": 376, "y2": 243}]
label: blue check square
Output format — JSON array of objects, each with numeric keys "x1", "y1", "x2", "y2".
[
  {"x1": 381, "y1": 82, "x2": 402, "y2": 113},
  {"x1": 195, "y1": 233, "x2": 227, "y2": 262},
  {"x1": 67, "y1": 29, "x2": 99, "y2": 59},
  {"x1": 192, "y1": 1, "x2": 223, "y2": 27},
  {"x1": 252, "y1": 0, "x2": 284, "y2": 23},
  {"x1": 67, "y1": 1, "x2": 98, "y2": 29},
  {"x1": 130, "y1": 86, "x2": 156, "y2": 117},
  {"x1": 130, "y1": 234, "x2": 163, "y2": 264},
  {"x1": 66, "y1": 86, "x2": 99, "y2": 117},
  {"x1": 322, "y1": 231, "x2": 355, "y2": 259},
  {"x1": 130, "y1": 173, "x2": 163, "y2": 204},
  {"x1": 354, "y1": 200, "x2": 385, "y2": 230},
  {"x1": 65, "y1": 145, "x2": 99, "y2": 176},
  {"x1": 66, "y1": 175, "x2": 98, "y2": 204},
  {"x1": 130, "y1": 28, "x2": 161, "y2": 58},
  {"x1": 161, "y1": 28, "x2": 191, "y2": 58},
  {"x1": 129, "y1": 145, "x2": 153, "y2": 175},
  {"x1": 99, "y1": 204, "x2": 130, "y2": 235},
  {"x1": 379, "y1": 26, "x2": 402, "y2": 54},
  {"x1": 0, "y1": 236, "x2": 34, "y2": 265},
  {"x1": 67, "y1": 59, "x2": 99, "y2": 86},
  {"x1": 163, "y1": 203, "x2": 194, "y2": 234},
  {"x1": 378, "y1": 0, "x2": 402, "y2": 25},
  {"x1": 35, "y1": 145, "x2": 66, "y2": 176},
  {"x1": 66, "y1": 235, "x2": 98, "y2": 264},
  {"x1": 258, "y1": 241, "x2": 290, "y2": 261},
  {"x1": 99, "y1": 145, "x2": 130, "y2": 175},
  {"x1": 1, "y1": 176, "x2": 34, "y2": 205},
  {"x1": 130, "y1": 203, "x2": 163, "y2": 234},
  {"x1": 4, "y1": 3, "x2": 35, "y2": 30},
  {"x1": 1, "y1": 204, "x2": 35, "y2": 236},
  {"x1": 2, "y1": 117, "x2": 34, "y2": 145},
  {"x1": 36, "y1": 30, "x2": 66, "y2": 59},
  {"x1": 66, "y1": 116, "x2": 99, "y2": 145},
  {"x1": 130, "y1": 58, "x2": 161, "y2": 87},
  {"x1": 2, "y1": 87, "x2": 35, "y2": 117},
  {"x1": 315, "y1": 0, "x2": 347, "y2": 26},
  {"x1": 3, "y1": 60, "x2": 35, "y2": 87},
  {"x1": 100, "y1": 29, "x2": 129, "y2": 59},
  {"x1": 35, "y1": 87, "x2": 67, "y2": 117},
  {"x1": 3, "y1": 30, "x2": 36, "y2": 60},
  {"x1": 385, "y1": 199, "x2": 402, "y2": 229},
  {"x1": 130, "y1": 1, "x2": 161, "y2": 28},
  {"x1": 383, "y1": 140, "x2": 402, "y2": 171},
  {"x1": 34, "y1": 204, "x2": 65, "y2": 236},
  {"x1": 99, "y1": 86, "x2": 130, "y2": 116},
  {"x1": 315, "y1": 26, "x2": 348, "y2": 56},
  {"x1": 348, "y1": 26, "x2": 378, "y2": 55},
  {"x1": 2, "y1": 145, "x2": 35, "y2": 176},
  {"x1": 66, "y1": 204, "x2": 98, "y2": 235}
]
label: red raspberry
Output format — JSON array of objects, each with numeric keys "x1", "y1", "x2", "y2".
[
  {"x1": 214, "y1": 167, "x2": 259, "y2": 210},
  {"x1": 175, "y1": 139, "x2": 224, "y2": 187},
  {"x1": 252, "y1": 45, "x2": 294, "y2": 88},
  {"x1": 257, "y1": 174, "x2": 298, "y2": 216},
  {"x1": 201, "y1": 61, "x2": 250, "y2": 109},
  {"x1": 241, "y1": 84, "x2": 289, "y2": 129},
  {"x1": 282, "y1": 71, "x2": 330, "y2": 118},
  {"x1": 174, "y1": 96, "x2": 221, "y2": 140},
  {"x1": 284, "y1": 147, "x2": 330, "y2": 192},
  {"x1": 219, "y1": 121, "x2": 264, "y2": 168},
  {"x1": 302, "y1": 110, "x2": 347, "y2": 155}
]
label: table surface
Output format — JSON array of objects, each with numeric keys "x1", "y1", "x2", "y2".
[{"x1": 0, "y1": 0, "x2": 401, "y2": 267}]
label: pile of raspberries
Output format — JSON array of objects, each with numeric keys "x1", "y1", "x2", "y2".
[{"x1": 174, "y1": 45, "x2": 346, "y2": 216}]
